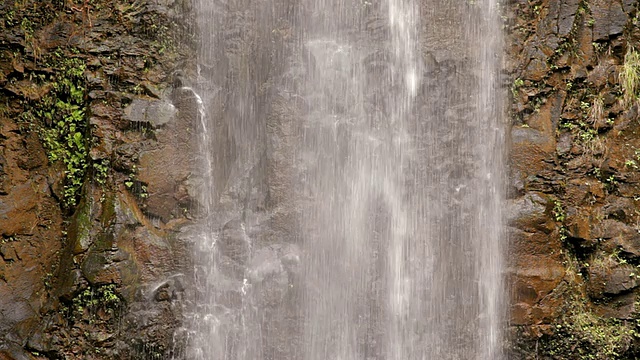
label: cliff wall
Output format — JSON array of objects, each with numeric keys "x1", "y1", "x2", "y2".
[
  {"x1": 506, "y1": 0, "x2": 640, "y2": 358},
  {"x1": 0, "y1": 0, "x2": 196, "y2": 358}
]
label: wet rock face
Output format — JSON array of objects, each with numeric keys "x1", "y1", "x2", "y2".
[
  {"x1": 586, "y1": 253, "x2": 638, "y2": 298},
  {"x1": 507, "y1": 0, "x2": 640, "y2": 357},
  {"x1": 0, "y1": 0, "x2": 196, "y2": 358},
  {"x1": 123, "y1": 99, "x2": 178, "y2": 128},
  {"x1": 0, "y1": 103, "x2": 63, "y2": 352}
]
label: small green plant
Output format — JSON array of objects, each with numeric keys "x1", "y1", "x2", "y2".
[
  {"x1": 539, "y1": 251, "x2": 637, "y2": 359},
  {"x1": 123, "y1": 166, "x2": 150, "y2": 199},
  {"x1": 620, "y1": 47, "x2": 640, "y2": 107},
  {"x1": 552, "y1": 199, "x2": 566, "y2": 222},
  {"x1": 20, "y1": 51, "x2": 89, "y2": 210},
  {"x1": 132, "y1": 83, "x2": 143, "y2": 95},
  {"x1": 592, "y1": 42, "x2": 604, "y2": 53},
  {"x1": 125, "y1": 173, "x2": 134, "y2": 189},
  {"x1": 579, "y1": 127, "x2": 597, "y2": 143},
  {"x1": 139, "y1": 184, "x2": 149, "y2": 198},
  {"x1": 580, "y1": 101, "x2": 591, "y2": 111},
  {"x1": 567, "y1": 118, "x2": 605, "y2": 154},
  {"x1": 73, "y1": 284, "x2": 122, "y2": 314},
  {"x1": 560, "y1": 119, "x2": 576, "y2": 130},
  {"x1": 4, "y1": 10, "x2": 16, "y2": 27},
  {"x1": 604, "y1": 174, "x2": 618, "y2": 191},
  {"x1": 93, "y1": 159, "x2": 110, "y2": 185},
  {"x1": 625, "y1": 159, "x2": 638, "y2": 169},
  {"x1": 20, "y1": 17, "x2": 34, "y2": 37},
  {"x1": 1, "y1": 236, "x2": 17, "y2": 244},
  {"x1": 593, "y1": 167, "x2": 602, "y2": 178},
  {"x1": 43, "y1": 272, "x2": 53, "y2": 290},
  {"x1": 559, "y1": 226, "x2": 568, "y2": 242},
  {"x1": 512, "y1": 78, "x2": 525, "y2": 97}
]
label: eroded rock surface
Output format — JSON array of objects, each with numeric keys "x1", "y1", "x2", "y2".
[
  {"x1": 507, "y1": 0, "x2": 640, "y2": 358},
  {"x1": 0, "y1": 0, "x2": 196, "y2": 358}
]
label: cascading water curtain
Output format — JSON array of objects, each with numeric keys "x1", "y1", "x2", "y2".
[
  {"x1": 468, "y1": 0, "x2": 506, "y2": 358},
  {"x1": 185, "y1": 0, "x2": 506, "y2": 358}
]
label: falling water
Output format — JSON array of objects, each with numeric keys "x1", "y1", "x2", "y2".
[{"x1": 185, "y1": 0, "x2": 505, "y2": 359}]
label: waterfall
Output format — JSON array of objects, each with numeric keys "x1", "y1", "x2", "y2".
[{"x1": 185, "y1": 0, "x2": 505, "y2": 359}]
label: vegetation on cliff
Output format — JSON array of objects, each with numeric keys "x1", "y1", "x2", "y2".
[
  {"x1": 0, "y1": 0, "x2": 196, "y2": 358},
  {"x1": 508, "y1": 0, "x2": 640, "y2": 358}
]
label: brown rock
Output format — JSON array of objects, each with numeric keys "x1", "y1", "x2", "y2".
[
  {"x1": 0, "y1": 346, "x2": 33, "y2": 360},
  {"x1": 219, "y1": 219, "x2": 250, "y2": 264},
  {"x1": 593, "y1": 292, "x2": 637, "y2": 319},
  {"x1": 4, "y1": 80, "x2": 51, "y2": 101},
  {"x1": 17, "y1": 132, "x2": 48, "y2": 170},
  {"x1": 0, "y1": 244, "x2": 18, "y2": 262},
  {"x1": 593, "y1": 220, "x2": 640, "y2": 257},
  {"x1": 510, "y1": 127, "x2": 555, "y2": 175},
  {"x1": 37, "y1": 20, "x2": 78, "y2": 50},
  {"x1": 556, "y1": 132, "x2": 573, "y2": 156},
  {"x1": 523, "y1": 58, "x2": 549, "y2": 81},
  {"x1": 564, "y1": 178, "x2": 605, "y2": 205},
  {"x1": 566, "y1": 211, "x2": 594, "y2": 241},
  {"x1": 587, "y1": 253, "x2": 638, "y2": 298},
  {"x1": 511, "y1": 92, "x2": 564, "y2": 179},
  {"x1": 587, "y1": 64, "x2": 617, "y2": 88},
  {"x1": 507, "y1": 193, "x2": 551, "y2": 232},
  {"x1": 603, "y1": 196, "x2": 635, "y2": 221},
  {"x1": 508, "y1": 254, "x2": 566, "y2": 326},
  {"x1": 137, "y1": 143, "x2": 194, "y2": 222},
  {"x1": 510, "y1": 302, "x2": 533, "y2": 325},
  {"x1": 617, "y1": 182, "x2": 640, "y2": 198},
  {"x1": 0, "y1": 178, "x2": 47, "y2": 236},
  {"x1": 622, "y1": 0, "x2": 636, "y2": 13},
  {"x1": 572, "y1": 17, "x2": 596, "y2": 70},
  {"x1": 81, "y1": 251, "x2": 121, "y2": 285},
  {"x1": 591, "y1": 0, "x2": 627, "y2": 41},
  {"x1": 510, "y1": 229, "x2": 563, "y2": 264}
]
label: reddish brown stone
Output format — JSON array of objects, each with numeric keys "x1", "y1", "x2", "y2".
[
  {"x1": 523, "y1": 58, "x2": 549, "y2": 81},
  {"x1": 0, "y1": 178, "x2": 46, "y2": 237},
  {"x1": 587, "y1": 253, "x2": 638, "y2": 298}
]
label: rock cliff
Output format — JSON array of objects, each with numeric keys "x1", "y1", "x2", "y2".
[
  {"x1": 506, "y1": 0, "x2": 640, "y2": 358},
  {"x1": 0, "y1": 0, "x2": 196, "y2": 358}
]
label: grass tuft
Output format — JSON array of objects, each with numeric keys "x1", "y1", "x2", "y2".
[{"x1": 620, "y1": 47, "x2": 640, "y2": 107}]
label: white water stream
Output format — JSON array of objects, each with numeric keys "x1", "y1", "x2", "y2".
[{"x1": 184, "y1": 0, "x2": 505, "y2": 359}]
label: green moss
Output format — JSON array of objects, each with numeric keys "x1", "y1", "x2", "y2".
[
  {"x1": 536, "y1": 257, "x2": 638, "y2": 359},
  {"x1": 70, "y1": 197, "x2": 93, "y2": 254},
  {"x1": 543, "y1": 306, "x2": 636, "y2": 359}
]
